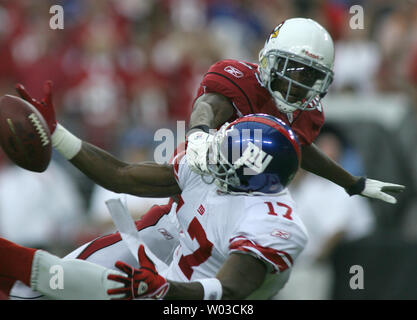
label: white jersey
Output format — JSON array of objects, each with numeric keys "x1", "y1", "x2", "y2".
[
  {"x1": 9, "y1": 153, "x2": 308, "y2": 300},
  {"x1": 163, "y1": 154, "x2": 309, "y2": 299}
]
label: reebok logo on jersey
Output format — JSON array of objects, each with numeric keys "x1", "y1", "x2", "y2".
[
  {"x1": 158, "y1": 228, "x2": 174, "y2": 240},
  {"x1": 224, "y1": 66, "x2": 243, "y2": 78},
  {"x1": 271, "y1": 229, "x2": 291, "y2": 240},
  {"x1": 197, "y1": 204, "x2": 205, "y2": 216}
]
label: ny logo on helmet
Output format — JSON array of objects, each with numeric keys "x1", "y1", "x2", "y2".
[{"x1": 234, "y1": 141, "x2": 273, "y2": 175}]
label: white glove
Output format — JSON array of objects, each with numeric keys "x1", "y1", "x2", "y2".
[
  {"x1": 186, "y1": 130, "x2": 214, "y2": 175},
  {"x1": 346, "y1": 177, "x2": 405, "y2": 204}
]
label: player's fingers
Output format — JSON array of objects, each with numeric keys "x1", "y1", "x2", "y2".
[
  {"x1": 107, "y1": 273, "x2": 130, "y2": 285},
  {"x1": 107, "y1": 287, "x2": 130, "y2": 295},
  {"x1": 377, "y1": 192, "x2": 397, "y2": 204},
  {"x1": 107, "y1": 288, "x2": 131, "y2": 300},
  {"x1": 138, "y1": 245, "x2": 156, "y2": 272},
  {"x1": 15, "y1": 84, "x2": 34, "y2": 103},
  {"x1": 43, "y1": 80, "x2": 53, "y2": 106},
  {"x1": 114, "y1": 261, "x2": 133, "y2": 275},
  {"x1": 381, "y1": 184, "x2": 405, "y2": 193}
]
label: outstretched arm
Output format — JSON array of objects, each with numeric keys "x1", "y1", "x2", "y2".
[
  {"x1": 16, "y1": 82, "x2": 180, "y2": 198},
  {"x1": 70, "y1": 141, "x2": 180, "y2": 197},
  {"x1": 301, "y1": 143, "x2": 405, "y2": 204},
  {"x1": 301, "y1": 143, "x2": 358, "y2": 188}
]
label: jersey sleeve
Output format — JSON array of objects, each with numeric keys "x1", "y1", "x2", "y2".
[
  {"x1": 228, "y1": 201, "x2": 308, "y2": 273},
  {"x1": 194, "y1": 60, "x2": 255, "y2": 116}
]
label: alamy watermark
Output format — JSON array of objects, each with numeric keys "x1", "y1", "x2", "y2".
[
  {"x1": 49, "y1": 5, "x2": 64, "y2": 30},
  {"x1": 49, "y1": 265, "x2": 64, "y2": 290},
  {"x1": 153, "y1": 121, "x2": 273, "y2": 176},
  {"x1": 349, "y1": 265, "x2": 364, "y2": 290},
  {"x1": 349, "y1": 5, "x2": 364, "y2": 30}
]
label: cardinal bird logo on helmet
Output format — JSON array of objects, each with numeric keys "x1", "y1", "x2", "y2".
[{"x1": 268, "y1": 22, "x2": 284, "y2": 41}]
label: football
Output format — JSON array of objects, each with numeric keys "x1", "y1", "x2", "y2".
[{"x1": 0, "y1": 94, "x2": 52, "y2": 172}]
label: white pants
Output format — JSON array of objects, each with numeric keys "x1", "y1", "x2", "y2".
[{"x1": 9, "y1": 203, "x2": 179, "y2": 300}]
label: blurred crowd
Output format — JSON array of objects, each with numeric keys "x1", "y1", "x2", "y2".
[
  {"x1": 0, "y1": 0, "x2": 415, "y2": 148},
  {"x1": 0, "y1": 0, "x2": 416, "y2": 298}
]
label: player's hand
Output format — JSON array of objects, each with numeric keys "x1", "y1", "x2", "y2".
[
  {"x1": 107, "y1": 245, "x2": 169, "y2": 300},
  {"x1": 186, "y1": 130, "x2": 214, "y2": 175},
  {"x1": 346, "y1": 177, "x2": 405, "y2": 204},
  {"x1": 15, "y1": 81, "x2": 57, "y2": 134}
]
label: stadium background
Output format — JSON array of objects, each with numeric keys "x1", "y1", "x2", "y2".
[{"x1": 0, "y1": 0, "x2": 416, "y2": 299}]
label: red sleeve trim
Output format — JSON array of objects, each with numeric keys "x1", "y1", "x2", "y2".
[{"x1": 229, "y1": 236, "x2": 293, "y2": 272}]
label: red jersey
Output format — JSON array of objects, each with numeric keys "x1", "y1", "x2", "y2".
[{"x1": 194, "y1": 59, "x2": 325, "y2": 145}]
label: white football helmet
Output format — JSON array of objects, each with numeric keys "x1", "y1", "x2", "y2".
[{"x1": 258, "y1": 18, "x2": 335, "y2": 113}]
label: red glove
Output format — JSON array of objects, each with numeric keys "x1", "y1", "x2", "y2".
[
  {"x1": 107, "y1": 245, "x2": 170, "y2": 300},
  {"x1": 15, "y1": 81, "x2": 57, "y2": 134}
]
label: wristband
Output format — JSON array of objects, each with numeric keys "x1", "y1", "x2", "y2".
[
  {"x1": 188, "y1": 124, "x2": 210, "y2": 135},
  {"x1": 196, "y1": 278, "x2": 222, "y2": 300},
  {"x1": 346, "y1": 177, "x2": 366, "y2": 196},
  {"x1": 51, "y1": 124, "x2": 82, "y2": 160}
]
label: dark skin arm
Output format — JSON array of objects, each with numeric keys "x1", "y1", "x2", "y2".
[
  {"x1": 55, "y1": 94, "x2": 232, "y2": 201},
  {"x1": 191, "y1": 92, "x2": 359, "y2": 189},
  {"x1": 164, "y1": 252, "x2": 267, "y2": 300},
  {"x1": 72, "y1": 119, "x2": 357, "y2": 198},
  {"x1": 300, "y1": 143, "x2": 359, "y2": 189},
  {"x1": 14, "y1": 82, "x2": 181, "y2": 198},
  {"x1": 70, "y1": 141, "x2": 181, "y2": 198}
]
